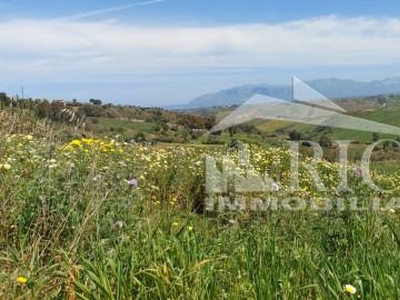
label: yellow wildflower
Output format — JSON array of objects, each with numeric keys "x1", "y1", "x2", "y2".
[
  {"x1": 17, "y1": 276, "x2": 28, "y2": 284},
  {"x1": 343, "y1": 284, "x2": 357, "y2": 295},
  {"x1": 70, "y1": 139, "x2": 82, "y2": 147},
  {"x1": 0, "y1": 163, "x2": 11, "y2": 170}
]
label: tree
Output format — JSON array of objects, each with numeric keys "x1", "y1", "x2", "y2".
[
  {"x1": 204, "y1": 115, "x2": 216, "y2": 130},
  {"x1": 372, "y1": 132, "x2": 380, "y2": 142},
  {"x1": 0, "y1": 92, "x2": 8, "y2": 102},
  {"x1": 81, "y1": 103, "x2": 103, "y2": 117},
  {"x1": 0, "y1": 92, "x2": 10, "y2": 108},
  {"x1": 228, "y1": 126, "x2": 239, "y2": 137},
  {"x1": 134, "y1": 132, "x2": 146, "y2": 142},
  {"x1": 35, "y1": 100, "x2": 52, "y2": 118},
  {"x1": 89, "y1": 99, "x2": 102, "y2": 106},
  {"x1": 178, "y1": 114, "x2": 205, "y2": 129},
  {"x1": 319, "y1": 133, "x2": 332, "y2": 148},
  {"x1": 238, "y1": 124, "x2": 261, "y2": 135},
  {"x1": 288, "y1": 130, "x2": 302, "y2": 141}
]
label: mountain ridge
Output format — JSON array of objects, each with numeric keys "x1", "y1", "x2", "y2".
[{"x1": 172, "y1": 77, "x2": 400, "y2": 109}]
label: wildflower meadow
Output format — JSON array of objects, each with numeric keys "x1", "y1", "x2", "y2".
[{"x1": 1, "y1": 111, "x2": 400, "y2": 299}]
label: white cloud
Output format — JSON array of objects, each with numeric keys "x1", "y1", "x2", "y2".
[
  {"x1": 56, "y1": 0, "x2": 165, "y2": 22},
  {"x1": 1, "y1": 15, "x2": 400, "y2": 81}
]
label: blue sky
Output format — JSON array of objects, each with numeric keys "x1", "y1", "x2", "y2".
[
  {"x1": 2, "y1": 0, "x2": 399, "y2": 23},
  {"x1": 1, "y1": 0, "x2": 400, "y2": 106}
]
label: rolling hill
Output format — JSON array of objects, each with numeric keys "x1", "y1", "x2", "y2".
[{"x1": 181, "y1": 77, "x2": 400, "y2": 109}]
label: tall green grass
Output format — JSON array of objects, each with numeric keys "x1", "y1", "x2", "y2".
[{"x1": 1, "y1": 109, "x2": 400, "y2": 299}]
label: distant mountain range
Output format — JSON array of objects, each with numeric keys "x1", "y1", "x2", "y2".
[{"x1": 171, "y1": 77, "x2": 400, "y2": 109}]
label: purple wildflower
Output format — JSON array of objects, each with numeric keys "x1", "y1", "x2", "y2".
[
  {"x1": 270, "y1": 182, "x2": 280, "y2": 192},
  {"x1": 353, "y1": 167, "x2": 362, "y2": 178},
  {"x1": 127, "y1": 178, "x2": 138, "y2": 188}
]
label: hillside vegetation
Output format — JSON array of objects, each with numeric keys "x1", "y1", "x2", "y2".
[{"x1": 1, "y1": 101, "x2": 400, "y2": 299}]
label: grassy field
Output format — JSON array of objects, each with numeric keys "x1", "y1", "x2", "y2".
[
  {"x1": 213, "y1": 96, "x2": 400, "y2": 144},
  {"x1": 91, "y1": 117, "x2": 157, "y2": 136},
  {"x1": 1, "y1": 109, "x2": 400, "y2": 299}
]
